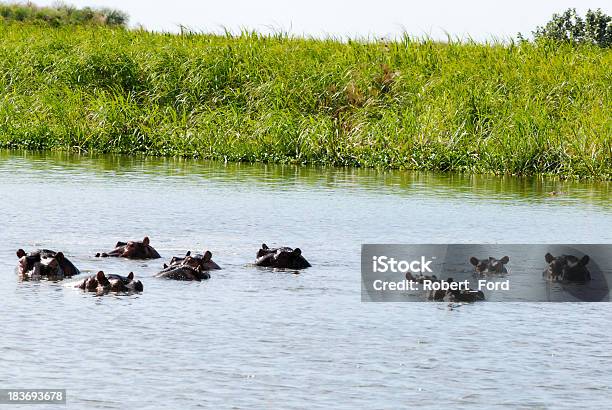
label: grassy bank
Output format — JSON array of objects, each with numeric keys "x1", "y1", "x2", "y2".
[{"x1": 0, "y1": 24, "x2": 610, "y2": 178}]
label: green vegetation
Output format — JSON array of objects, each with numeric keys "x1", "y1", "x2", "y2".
[
  {"x1": 532, "y1": 8, "x2": 612, "y2": 47},
  {"x1": 0, "y1": 23, "x2": 610, "y2": 178},
  {"x1": 0, "y1": 2, "x2": 127, "y2": 27}
]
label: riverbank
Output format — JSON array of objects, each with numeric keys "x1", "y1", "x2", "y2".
[{"x1": 0, "y1": 24, "x2": 610, "y2": 179}]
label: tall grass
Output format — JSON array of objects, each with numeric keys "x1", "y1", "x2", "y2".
[{"x1": 0, "y1": 24, "x2": 610, "y2": 178}]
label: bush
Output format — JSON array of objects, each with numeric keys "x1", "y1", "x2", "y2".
[
  {"x1": 533, "y1": 8, "x2": 612, "y2": 47},
  {"x1": 0, "y1": 2, "x2": 128, "y2": 27}
]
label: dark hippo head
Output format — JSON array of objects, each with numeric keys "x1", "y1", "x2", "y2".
[
  {"x1": 405, "y1": 271, "x2": 438, "y2": 283},
  {"x1": 470, "y1": 256, "x2": 509, "y2": 274},
  {"x1": 16, "y1": 249, "x2": 79, "y2": 279},
  {"x1": 447, "y1": 288, "x2": 486, "y2": 303},
  {"x1": 544, "y1": 253, "x2": 591, "y2": 282},
  {"x1": 255, "y1": 244, "x2": 311, "y2": 270},
  {"x1": 426, "y1": 277, "x2": 485, "y2": 303},
  {"x1": 107, "y1": 272, "x2": 144, "y2": 292},
  {"x1": 155, "y1": 263, "x2": 211, "y2": 281},
  {"x1": 77, "y1": 271, "x2": 143, "y2": 294},
  {"x1": 167, "y1": 250, "x2": 221, "y2": 271},
  {"x1": 426, "y1": 277, "x2": 451, "y2": 301},
  {"x1": 79, "y1": 272, "x2": 102, "y2": 292},
  {"x1": 77, "y1": 271, "x2": 108, "y2": 293},
  {"x1": 96, "y1": 236, "x2": 161, "y2": 259}
]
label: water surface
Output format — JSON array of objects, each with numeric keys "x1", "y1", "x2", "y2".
[{"x1": 1, "y1": 151, "x2": 611, "y2": 409}]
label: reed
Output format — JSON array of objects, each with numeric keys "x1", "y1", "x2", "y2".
[{"x1": 0, "y1": 23, "x2": 610, "y2": 178}]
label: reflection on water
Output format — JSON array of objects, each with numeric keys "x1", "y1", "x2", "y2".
[
  {"x1": 4, "y1": 150, "x2": 610, "y2": 204},
  {"x1": 1, "y1": 150, "x2": 611, "y2": 409}
]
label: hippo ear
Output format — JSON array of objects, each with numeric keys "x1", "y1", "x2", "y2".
[
  {"x1": 292, "y1": 248, "x2": 302, "y2": 256},
  {"x1": 469, "y1": 257, "x2": 479, "y2": 266},
  {"x1": 185, "y1": 251, "x2": 191, "y2": 256},
  {"x1": 96, "y1": 271, "x2": 106, "y2": 281},
  {"x1": 127, "y1": 272, "x2": 134, "y2": 281},
  {"x1": 545, "y1": 253, "x2": 554, "y2": 263},
  {"x1": 500, "y1": 256, "x2": 509, "y2": 264},
  {"x1": 203, "y1": 250, "x2": 212, "y2": 262},
  {"x1": 115, "y1": 241, "x2": 126, "y2": 248},
  {"x1": 55, "y1": 252, "x2": 64, "y2": 260},
  {"x1": 16, "y1": 249, "x2": 26, "y2": 258},
  {"x1": 580, "y1": 255, "x2": 590, "y2": 266},
  {"x1": 262, "y1": 243, "x2": 268, "y2": 250},
  {"x1": 143, "y1": 237, "x2": 150, "y2": 245}
]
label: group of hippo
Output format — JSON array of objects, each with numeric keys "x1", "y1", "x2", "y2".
[
  {"x1": 16, "y1": 239, "x2": 593, "y2": 300},
  {"x1": 470, "y1": 253, "x2": 591, "y2": 282},
  {"x1": 405, "y1": 253, "x2": 592, "y2": 302},
  {"x1": 16, "y1": 237, "x2": 311, "y2": 295}
]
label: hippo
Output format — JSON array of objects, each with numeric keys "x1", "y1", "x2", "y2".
[
  {"x1": 77, "y1": 271, "x2": 143, "y2": 295},
  {"x1": 426, "y1": 277, "x2": 449, "y2": 301},
  {"x1": 405, "y1": 272, "x2": 438, "y2": 283},
  {"x1": 426, "y1": 278, "x2": 485, "y2": 303},
  {"x1": 95, "y1": 236, "x2": 161, "y2": 259},
  {"x1": 470, "y1": 256, "x2": 510, "y2": 274},
  {"x1": 255, "y1": 244, "x2": 311, "y2": 269},
  {"x1": 165, "y1": 250, "x2": 221, "y2": 271},
  {"x1": 155, "y1": 250, "x2": 219, "y2": 281},
  {"x1": 16, "y1": 249, "x2": 80, "y2": 280},
  {"x1": 155, "y1": 263, "x2": 211, "y2": 281},
  {"x1": 543, "y1": 253, "x2": 591, "y2": 282}
]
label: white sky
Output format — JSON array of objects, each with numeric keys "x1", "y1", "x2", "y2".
[{"x1": 36, "y1": 0, "x2": 611, "y2": 41}]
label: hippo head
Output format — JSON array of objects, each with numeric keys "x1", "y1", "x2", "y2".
[
  {"x1": 76, "y1": 271, "x2": 110, "y2": 294},
  {"x1": 16, "y1": 249, "x2": 34, "y2": 275},
  {"x1": 274, "y1": 248, "x2": 306, "y2": 269},
  {"x1": 80, "y1": 272, "x2": 102, "y2": 291},
  {"x1": 20, "y1": 250, "x2": 65, "y2": 278},
  {"x1": 544, "y1": 253, "x2": 591, "y2": 282},
  {"x1": 123, "y1": 272, "x2": 144, "y2": 292},
  {"x1": 18, "y1": 249, "x2": 79, "y2": 279},
  {"x1": 40, "y1": 251, "x2": 65, "y2": 276},
  {"x1": 97, "y1": 270, "x2": 111, "y2": 287},
  {"x1": 97, "y1": 236, "x2": 161, "y2": 259},
  {"x1": 256, "y1": 244, "x2": 311, "y2": 270},
  {"x1": 470, "y1": 256, "x2": 509, "y2": 274},
  {"x1": 121, "y1": 237, "x2": 155, "y2": 259},
  {"x1": 80, "y1": 271, "x2": 143, "y2": 293},
  {"x1": 107, "y1": 272, "x2": 144, "y2": 292},
  {"x1": 256, "y1": 244, "x2": 273, "y2": 258},
  {"x1": 186, "y1": 250, "x2": 220, "y2": 271}
]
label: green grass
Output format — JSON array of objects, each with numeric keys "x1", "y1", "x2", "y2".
[{"x1": 0, "y1": 23, "x2": 610, "y2": 179}]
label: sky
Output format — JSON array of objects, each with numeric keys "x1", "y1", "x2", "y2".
[{"x1": 36, "y1": 0, "x2": 611, "y2": 41}]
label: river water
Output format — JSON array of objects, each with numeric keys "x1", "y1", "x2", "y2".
[{"x1": 1, "y1": 151, "x2": 611, "y2": 409}]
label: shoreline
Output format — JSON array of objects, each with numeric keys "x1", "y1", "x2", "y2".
[{"x1": 0, "y1": 24, "x2": 610, "y2": 179}]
